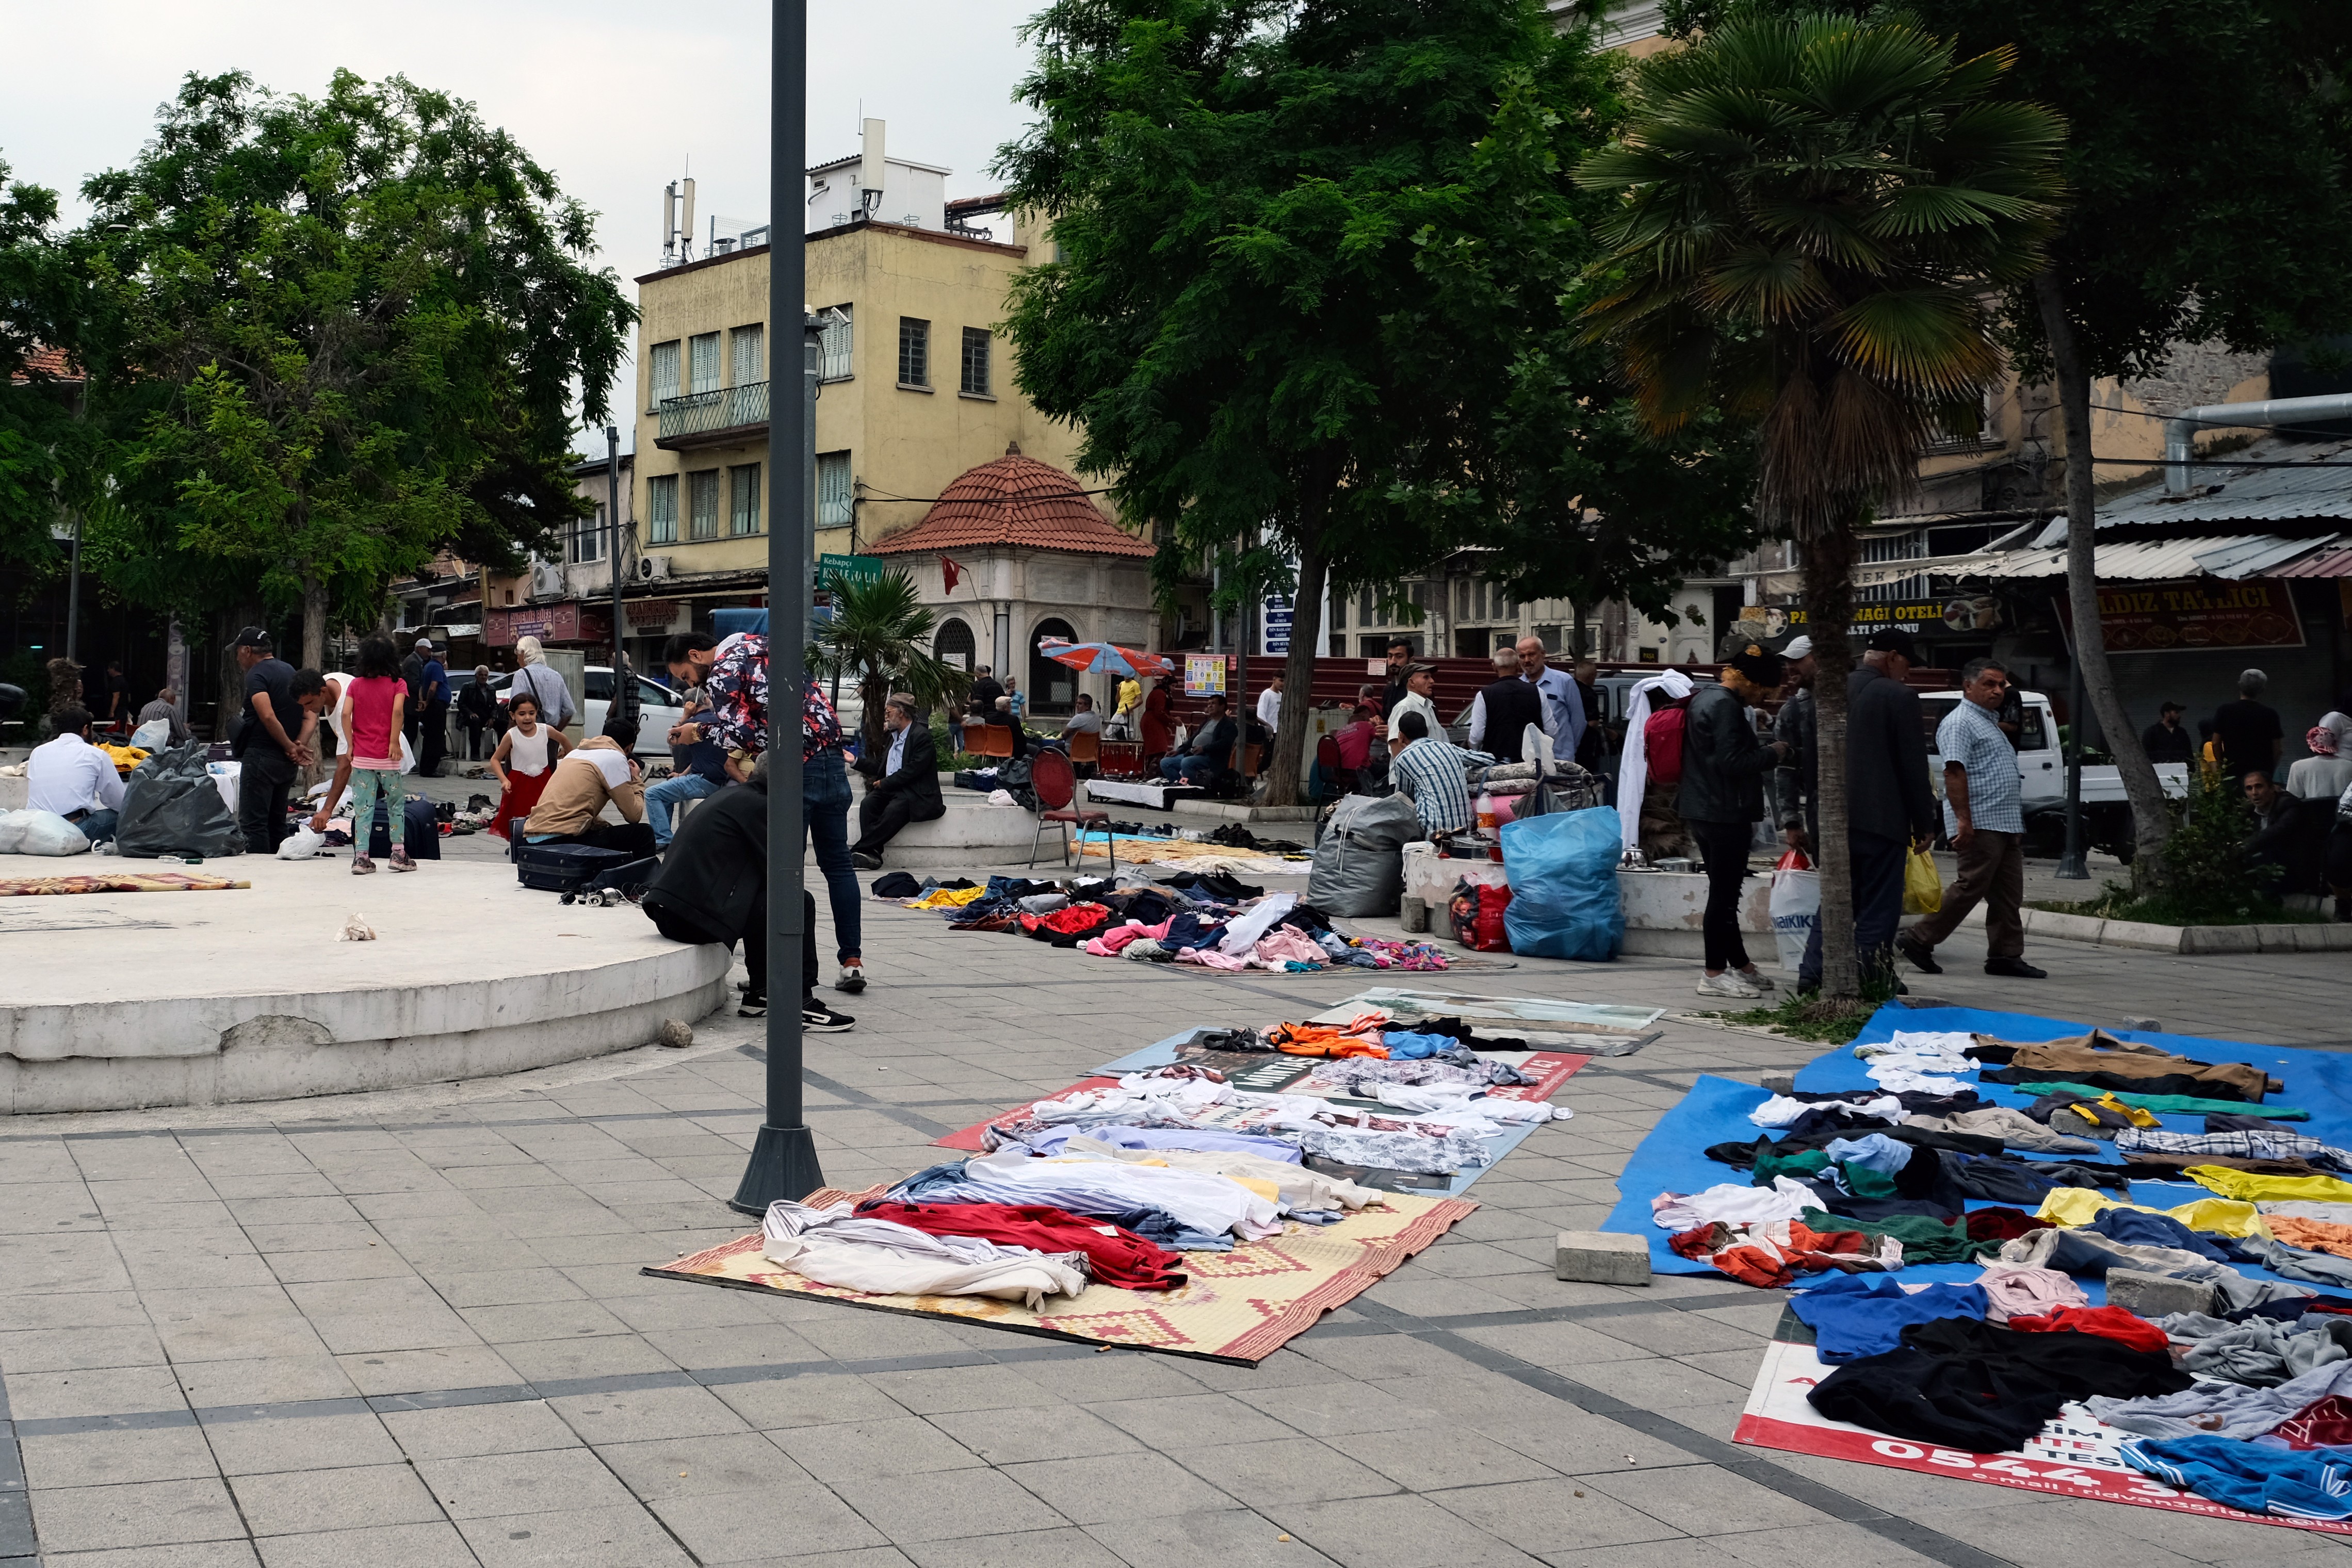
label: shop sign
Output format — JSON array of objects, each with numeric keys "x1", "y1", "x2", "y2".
[
  {"x1": 1183, "y1": 653, "x2": 1229, "y2": 696},
  {"x1": 625, "y1": 597, "x2": 683, "y2": 627},
  {"x1": 819, "y1": 553, "x2": 886, "y2": 589},
  {"x1": 2055, "y1": 577, "x2": 2304, "y2": 653},
  {"x1": 1767, "y1": 597, "x2": 2001, "y2": 634},
  {"x1": 484, "y1": 602, "x2": 610, "y2": 647}
]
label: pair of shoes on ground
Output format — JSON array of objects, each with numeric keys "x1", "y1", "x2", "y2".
[
  {"x1": 350, "y1": 852, "x2": 415, "y2": 875},
  {"x1": 1695, "y1": 968, "x2": 1776, "y2": 1000},
  {"x1": 736, "y1": 993, "x2": 856, "y2": 1031}
]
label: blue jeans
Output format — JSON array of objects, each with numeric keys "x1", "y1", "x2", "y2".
[
  {"x1": 645, "y1": 771, "x2": 720, "y2": 848},
  {"x1": 1159, "y1": 754, "x2": 1218, "y2": 787},
  {"x1": 75, "y1": 809, "x2": 120, "y2": 842},
  {"x1": 804, "y1": 749, "x2": 861, "y2": 965}
]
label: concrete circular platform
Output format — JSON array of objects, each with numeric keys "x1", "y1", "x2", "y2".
[{"x1": 0, "y1": 850, "x2": 729, "y2": 1115}]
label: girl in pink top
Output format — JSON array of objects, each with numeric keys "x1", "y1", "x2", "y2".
[{"x1": 311, "y1": 635, "x2": 413, "y2": 873}]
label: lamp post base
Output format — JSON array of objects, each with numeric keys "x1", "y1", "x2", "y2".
[{"x1": 728, "y1": 1123, "x2": 826, "y2": 1216}]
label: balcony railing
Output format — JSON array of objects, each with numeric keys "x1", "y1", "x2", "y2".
[{"x1": 657, "y1": 381, "x2": 769, "y2": 447}]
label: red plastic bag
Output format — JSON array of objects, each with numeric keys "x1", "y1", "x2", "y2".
[
  {"x1": 1448, "y1": 879, "x2": 1514, "y2": 953},
  {"x1": 1775, "y1": 847, "x2": 1811, "y2": 870}
]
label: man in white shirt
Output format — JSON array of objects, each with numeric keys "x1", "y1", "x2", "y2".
[
  {"x1": 1256, "y1": 675, "x2": 1283, "y2": 732},
  {"x1": 1515, "y1": 636, "x2": 1586, "y2": 761},
  {"x1": 1386, "y1": 664, "x2": 1443, "y2": 743},
  {"x1": 28, "y1": 705, "x2": 128, "y2": 842},
  {"x1": 1060, "y1": 694, "x2": 1104, "y2": 736}
]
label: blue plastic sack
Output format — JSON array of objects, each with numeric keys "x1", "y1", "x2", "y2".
[{"x1": 1499, "y1": 806, "x2": 1623, "y2": 960}]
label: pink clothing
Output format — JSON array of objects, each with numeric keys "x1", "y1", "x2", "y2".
[
  {"x1": 344, "y1": 676, "x2": 403, "y2": 767},
  {"x1": 1974, "y1": 1264, "x2": 2089, "y2": 1323},
  {"x1": 1254, "y1": 929, "x2": 1329, "y2": 967},
  {"x1": 1083, "y1": 918, "x2": 1175, "y2": 957},
  {"x1": 1175, "y1": 946, "x2": 1250, "y2": 971}
]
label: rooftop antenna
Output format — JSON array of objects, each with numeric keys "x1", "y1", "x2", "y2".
[
  {"x1": 678, "y1": 175, "x2": 697, "y2": 262},
  {"x1": 858, "y1": 118, "x2": 886, "y2": 220}
]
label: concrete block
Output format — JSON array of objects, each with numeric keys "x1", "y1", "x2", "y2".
[
  {"x1": 1399, "y1": 896, "x2": 1431, "y2": 934},
  {"x1": 1760, "y1": 1074, "x2": 1796, "y2": 1094},
  {"x1": 2105, "y1": 1269, "x2": 2216, "y2": 1320},
  {"x1": 1555, "y1": 1230, "x2": 1651, "y2": 1286}
]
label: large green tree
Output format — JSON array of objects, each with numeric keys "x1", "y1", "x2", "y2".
[
  {"x1": 75, "y1": 70, "x2": 635, "y2": 676},
  {"x1": 1577, "y1": 13, "x2": 2063, "y2": 995},
  {"x1": 0, "y1": 156, "x2": 90, "y2": 583},
  {"x1": 1664, "y1": 0, "x2": 2352, "y2": 884},
  {"x1": 998, "y1": 0, "x2": 1752, "y2": 802}
]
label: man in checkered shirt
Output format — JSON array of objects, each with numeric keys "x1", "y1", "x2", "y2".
[{"x1": 1899, "y1": 658, "x2": 2046, "y2": 979}]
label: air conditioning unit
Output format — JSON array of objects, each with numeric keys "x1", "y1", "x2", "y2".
[
  {"x1": 529, "y1": 563, "x2": 564, "y2": 598},
  {"x1": 637, "y1": 555, "x2": 672, "y2": 581}
]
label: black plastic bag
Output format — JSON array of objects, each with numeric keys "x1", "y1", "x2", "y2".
[{"x1": 116, "y1": 742, "x2": 246, "y2": 859}]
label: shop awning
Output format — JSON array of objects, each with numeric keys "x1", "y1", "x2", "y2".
[{"x1": 1966, "y1": 533, "x2": 2342, "y2": 582}]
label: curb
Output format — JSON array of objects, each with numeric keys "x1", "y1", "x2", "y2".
[{"x1": 2021, "y1": 907, "x2": 2352, "y2": 954}]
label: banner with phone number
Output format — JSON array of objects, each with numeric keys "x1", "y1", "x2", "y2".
[{"x1": 1735, "y1": 1337, "x2": 2352, "y2": 1534}]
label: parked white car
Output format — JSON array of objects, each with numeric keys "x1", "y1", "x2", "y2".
[
  {"x1": 481, "y1": 667, "x2": 687, "y2": 760},
  {"x1": 1920, "y1": 688, "x2": 2189, "y2": 861}
]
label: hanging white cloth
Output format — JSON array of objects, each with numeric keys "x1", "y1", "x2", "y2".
[{"x1": 1616, "y1": 669, "x2": 1694, "y2": 853}]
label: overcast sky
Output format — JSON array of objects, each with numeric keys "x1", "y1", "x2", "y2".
[{"x1": 2, "y1": 0, "x2": 1046, "y2": 437}]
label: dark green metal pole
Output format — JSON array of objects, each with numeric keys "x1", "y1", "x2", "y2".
[{"x1": 731, "y1": 0, "x2": 824, "y2": 1215}]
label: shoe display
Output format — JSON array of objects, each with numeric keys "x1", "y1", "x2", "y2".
[
  {"x1": 1985, "y1": 957, "x2": 2049, "y2": 978},
  {"x1": 1896, "y1": 934, "x2": 1943, "y2": 974},
  {"x1": 738, "y1": 993, "x2": 768, "y2": 1018},
  {"x1": 803, "y1": 1000, "x2": 856, "y2": 1033},
  {"x1": 1696, "y1": 971, "x2": 1764, "y2": 1000},
  {"x1": 837, "y1": 964, "x2": 867, "y2": 994}
]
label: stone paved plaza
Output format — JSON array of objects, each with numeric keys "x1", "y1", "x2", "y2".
[{"x1": 5, "y1": 821, "x2": 2352, "y2": 1568}]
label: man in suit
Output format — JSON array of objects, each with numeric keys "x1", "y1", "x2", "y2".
[
  {"x1": 851, "y1": 694, "x2": 947, "y2": 869},
  {"x1": 1799, "y1": 629, "x2": 1939, "y2": 992}
]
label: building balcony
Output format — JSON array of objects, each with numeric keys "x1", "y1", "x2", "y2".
[{"x1": 656, "y1": 382, "x2": 769, "y2": 450}]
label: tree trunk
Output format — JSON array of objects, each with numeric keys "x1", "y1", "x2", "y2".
[
  {"x1": 2033, "y1": 269, "x2": 2171, "y2": 886},
  {"x1": 301, "y1": 574, "x2": 330, "y2": 672},
  {"x1": 1805, "y1": 522, "x2": 1861, "y2": 998},
  {"x1": 1267, "y1": 466, "x2": 1337, "y2": 806}
]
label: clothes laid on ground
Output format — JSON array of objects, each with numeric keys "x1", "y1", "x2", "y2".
[
  {"x1": 2179, "y1": 1314, "x2": 2352, "y2": 1386},
  {"x1": 2005, "y1": 1303, "x2": 2170, "y2": 1353},
  {"x1": 854, "y1": 1200, "x2": 1188, "y2": 1292},
  {"x1": 1791, "y1": 1273, "x2": 1990, "y2": 1361},
  {"x1": 1668, "y1": 1219, "x2": 1901, "y2": 1289},
  {"x1": 2031, "y1": 1189, "x2": 2272, "y2": 1236},
  {"x1": 1797, "y1": 1210, "x2": 1999, "y2": 1265},
  {"x1": 760, "y1": 1198, "x2": 1090, "y2": 1309},
  {"x1": 2018, "y1": 1084, "x2": 2310, "y2": 1121},
  {"x1": 1056, "y1": 1133, "x2": 1380, "y2": 1214},
  {"x1": 2119, "y1": 1436, "x2": 2352, "y2": 1522},
  {"x1": 2117, "y1": 1128, "x2": 2352, "y2": 1171},
  {"x1": 1651, "y1": 1179, "x2": 1818, "y2": 1232},
  {"x1": 1972, "y1": 1031, "x2": 2282, "y2": 1103},
  {"x1": 1018, "y1": 1124, "x2": 1306, "y2": 1164},
  {"x1": 1807, "y1": 1315, "x2": 2194, "y2": 1452},
  {"x1": 2269, "y1": 1394, "x2": 2352, "y2": 1449},
  {"x1": 2090, "y1": 1360, "x2": 2352, "y2": 1441},
  {"x1": 2189, "y1": 1167, "x2": 2352, "y2": 1206},
  {"x1": 890, "y1": 1149, "x2": 1283, "y2": 1242},
  {"x1": 1974, "y1": 1264, "x2": 2089, "y2": 1322},
  {"x1": 1902, "y1": 1106, "x2": 2100, "y2": 1156}
]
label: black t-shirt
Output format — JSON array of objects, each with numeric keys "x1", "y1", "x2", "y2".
[
  {"x1": 2140, "y1": 720, "x2": 2194, "y2": 764},
  {"x1": 2212, "y1": 698, "x2": 2282, "y2": 777},
  {"x1": 237, "y1": 658, "x2": 298, "y2": 758}
]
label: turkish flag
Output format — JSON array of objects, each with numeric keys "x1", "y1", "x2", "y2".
[{"x1": 942, "y1": 556, "x2": 964, "y2": 594}]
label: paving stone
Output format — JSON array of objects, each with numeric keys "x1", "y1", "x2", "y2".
[
  {"x1": 1164, "y1": 1436, "x2": 1405, "y2": 1509},
  {"x1": 28, "y1": 1478, "x2": 247, "y2": 1554},
  {"x1": 380, "y1": 1399, "x2": 585, "y2": 1462},
  {"x1": 827, "y1": 1466, "x2": 1068, "y2": 1542},
  {"x1": 20, "y1": 1426, "x2": 222, "y2": 1491},
  {"x1": 1000, "y1": 1451, "x2": 1238, "y2": 1523},
  {"x1": 769, "y1": 1415, "x2": 987, "y2": 1483},
  {"x1": 453, "y1": 1502, "x2": 696, "y2": 1566},
  {"x1": 1430, "y1": 1477, "x2": 1689, "y2": 1555},
  {"x1": 1274, "y1": 1492, "x2": 1549, "y2": 1568},
  {"x1": 252, "y1": 1520, "x2": 480, "y2": 1567},
  {"x1": 226, "y1": 1464, "x2": 444, "y2": 1536},
  {"x1": 1080, "y1": 1507, "x2": 1343, "y2": 1568},
  {"x1": 415, "y1": 1447, "x2": 638, "y2": 1519}
]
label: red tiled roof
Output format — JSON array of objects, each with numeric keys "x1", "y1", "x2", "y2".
[
  {"x1": 868, "y1": 447, "x2": 1151, "y2": 558},
  {"x1": 10, "y1": 344, "x2": 80, "y2": 383}
]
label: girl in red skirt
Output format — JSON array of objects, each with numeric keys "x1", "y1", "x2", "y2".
[{"x1": 488, "y1": 691, "x2": 572, "y2": 839}]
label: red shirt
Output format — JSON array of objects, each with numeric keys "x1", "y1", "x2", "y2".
[{"x1": 856, "y1": 1200, "x2": 1187, "y2": 1291}]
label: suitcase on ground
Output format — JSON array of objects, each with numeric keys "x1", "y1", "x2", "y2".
[{"x1": 514, "y1": 840, "x2": 655, "y2": 894}]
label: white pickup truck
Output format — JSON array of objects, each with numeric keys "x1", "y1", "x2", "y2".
[{"x1": 1921, "y1": 689, "x2": 2189, "y2": 862}]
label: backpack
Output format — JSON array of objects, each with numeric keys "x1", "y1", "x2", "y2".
[{"x1": 1643, "y1": 700, "x2": 1690, "y2": 786}]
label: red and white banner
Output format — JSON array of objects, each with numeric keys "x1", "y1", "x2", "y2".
[{"x1": 1736, "y1": 1338, "x2": 2352, "y2": 1534}]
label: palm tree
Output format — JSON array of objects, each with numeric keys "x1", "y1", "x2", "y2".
[
  {"x1": 815, "y1": 568, "x2": 971, "y2": 763},
  {"x1": 1575, "y1": 12, "x2": 2063, "y2": 998}
]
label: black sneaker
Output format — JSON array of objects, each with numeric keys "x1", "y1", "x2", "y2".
[
  {"x1": 1896, "y1": 933, "x2": 1943, "y2": 974},
  {"x1": 803, "y1": 1000, "x2": 856, "y2": 1033},
  {"x1": 850, "y1": 852, "x2": 881, "y2": 871},
  {"x1": 738, "y1": 993, "x2": 768, "y2": 1018},
  {"x1": 1985, "y1": 957, "x2": 2048, "y2": 979}
]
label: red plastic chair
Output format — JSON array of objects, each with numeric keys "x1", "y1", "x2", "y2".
[{"x1": 1028, "y1": 746, "x2": 1114, "y2": 872}]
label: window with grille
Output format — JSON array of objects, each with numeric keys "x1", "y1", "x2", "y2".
[
  {"x1": 689, "y1": 333, "x2": 720, "y2": 394},
  {"x1": 960, "y1": 328, "x2": 992, "y2": 396},
  {"x1": 647, "y1": 474, "x2": 678, "y2": 543},
  {"x1": 650, "y1": 341, "x2": 680, "y2": 409},
  {"x1": 898, "y1": 318, "x2": 929, "y2": 387},
  {"x1": 688, "y1": 470, "x2": 720, "y2": 540},
  {"x1": 731, "y1": 324, "x2": 763, "y2": 386},
  {"x1": 730, "y1": 464, "x2": 761, "y2": 535},
  {"x1": 817, "y1": 451, "x2": 853, "y2": 527},
  {"x1": 819, "y1": 306, "x2": 854, "y2": 380}
]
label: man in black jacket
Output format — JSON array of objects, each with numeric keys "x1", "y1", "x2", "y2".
[
  {"x1": 1799, "y1": 630, "x2": 1938, "y2": 991},
  {"x1": 1679, "y1": 647, "x2": 1788, "y2": 999},
  {"x1": 641, "y1": 759, "x2": 854, "y2": 1030},
  {"x1": 851, "y1": 695, "x2": 946, "y2": 869},
  {"x1": 1771, "y1": 636, "x2": 1818, "y2": 848}
]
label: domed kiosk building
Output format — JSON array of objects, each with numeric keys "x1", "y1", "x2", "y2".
[{"x1": 868, "y1": 445, "x2": 1158, "y2": 717}]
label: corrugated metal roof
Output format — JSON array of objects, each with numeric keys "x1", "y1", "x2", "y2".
[
  {"x1": 2028, "y1": 433, "x2": 2352, "y2": 546},
  {"x1": 1970, "y1": 535, "x2": 2342, "y2": 581},
  {"x1": 2273, "y1": 544, "x2": 2352, "y2": 578}
]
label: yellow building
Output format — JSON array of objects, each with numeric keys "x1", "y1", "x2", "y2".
[{"x1": 618, "y1": 127, "x2": 1094, "y2": 675}]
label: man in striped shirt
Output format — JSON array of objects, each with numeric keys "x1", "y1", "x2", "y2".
[{"x1": 1389, "y1": 710, "x2": 1477, "y2": 837}]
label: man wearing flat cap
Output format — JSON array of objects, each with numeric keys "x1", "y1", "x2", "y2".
[{"x1": 1798, "y1": 628, "x2": 1937, "y2": 991}]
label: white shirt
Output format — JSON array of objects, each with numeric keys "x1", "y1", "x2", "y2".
[
  {"x1": 1524, "y1": 665, "x2": 1586, "y2": 757},
  {"x1": 1257, "y1": 687, "x2": 1282, "y2": 729},
  {"x1": 27, "y1": 733, "x2": 126, "y2": 818},
  {"x1": 885, "y1": 726, "x2": 909, "y2": 777},
  {"x1": 1387, "y1": 691, "x2": 1441, "y2": 743}
]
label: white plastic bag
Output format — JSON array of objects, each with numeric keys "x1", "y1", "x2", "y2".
[
  {"x1": 276, "y1": 824, "x2": 326, "y2": 860},
  {"x1": 17, "y1": 810, "x2": 94, "y2": 857},
  {"x1": 1770, "y1": 867, "x2": 1820, "y2": 973},
  {"x1": 0, "y1": 808, "x2": 29, "y2": 854},
  {"x1": 131, "y1": 717, "x2": 172, "y2": 750}
]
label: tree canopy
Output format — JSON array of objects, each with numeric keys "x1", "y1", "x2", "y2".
[
  {"x1": 996, "y1": 0, "x2": 1758, "y2": 797},
  {"x1": 72, "y1": 70, "x2": 636, "y2": 666},
  {"x1": 0, "y1": 156, "x2": 89, "y2": 584}
]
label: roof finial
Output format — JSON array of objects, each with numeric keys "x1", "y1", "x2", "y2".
[{"x1": 1005, "y1": 440, "x2": 1021, "y2": 457}]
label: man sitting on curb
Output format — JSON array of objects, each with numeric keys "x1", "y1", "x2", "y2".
[
  {"x1": 521, "y1": 716, "x2": 655, "y2": 857},
  {"x1": 1158, "y1": 694, "x2": 1237, "y2": 788},
  {"x1": 851, "y1": 694, "x2": 945, "y2": 870},
  {"x1": 26, "y1": 704, "x2": 126, "y2": 843}
]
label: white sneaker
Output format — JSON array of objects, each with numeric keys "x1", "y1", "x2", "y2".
[
  {"x1": 836, "y1": 963, "x2": 867, "y2": 995},
  {"x1": 1696, "y1": 971, "x2": 1765, "y2": 1000}
]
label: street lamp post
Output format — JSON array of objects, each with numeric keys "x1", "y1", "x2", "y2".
[
  {"x1": 732, "y1": 0, "x2": 825, "y2": 1215},
  {"x1": 607, "y1": 424, "x2": 633, "y2": 726}
]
